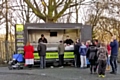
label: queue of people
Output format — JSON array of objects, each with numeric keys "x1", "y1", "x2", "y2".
[
  {"x1": 24, "y1": 34, "x2": 47, "y2": 69},
  {"x1": 74, "y1": 35, "x2": 119, "y2": 78},
  {"x1": 23, "y1": 34, "x2": 74, "y2": 69},
  {"x1": 23, "y1": 34, "x2": 119, "y2": 78}
]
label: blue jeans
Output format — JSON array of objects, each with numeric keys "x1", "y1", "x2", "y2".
[
  {"x1": 107, "y1": 56, "x2": 110, "y2": 66},
  {"x1": 40, "y1": 56, "x2": 46, "y2": 68},
  {"x1": 110, "y1": 55, "x2": 117, "y2": 72}
]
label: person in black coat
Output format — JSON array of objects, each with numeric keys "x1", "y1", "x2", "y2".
[
  {"x1": 64, "y1": 35, "x2": 74, "y2": 45},
  {"x1": 38, "y1": 34, "x2": 48, "y2": 43},
  {"x1": 86, "y1": 42, "x2": 98, "y2": 74},
  {"x1": 74, "y1": 39, "x2": 81, "y2": 67}
]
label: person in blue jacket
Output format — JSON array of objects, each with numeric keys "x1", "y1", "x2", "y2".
[
  {"x1": 110, "y1": 35, "x2": 119, "y2": 74},
  {"x1": 79, "y1": 42, "x2": 87, "y2": 68}
]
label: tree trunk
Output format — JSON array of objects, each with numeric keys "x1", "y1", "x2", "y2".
[
  {"x1": 75, "y1": 0, "x2": 79, "y2": 38},
  {"x1": 75, "y1": 0, "x2": 78, "y2": 23},
  {"x1": 45, "y1": 17, "x2": 55, "y2": 23},
  {"x1": 5, "y1": 0, "x2": 9, "y2": 62}
]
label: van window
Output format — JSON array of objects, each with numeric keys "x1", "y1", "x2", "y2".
[{"x1": 50, "y1": 32, "x2": 57, "y2": 37}]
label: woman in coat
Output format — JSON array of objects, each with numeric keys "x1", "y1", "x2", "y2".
[
  {"x1": 24, "y1": 42, "x2": 34, "y2": 69},
  {"x1": 87, "y1": 42, "x2": 98, "y2": 74}
]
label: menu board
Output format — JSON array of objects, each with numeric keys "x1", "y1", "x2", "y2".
[{"x1": 15, "y1": 24, "x2": 25, "y2": 54}]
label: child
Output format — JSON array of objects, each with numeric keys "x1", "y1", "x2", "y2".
[
  {"x1": 79, "y1": 42, "x2": 87, "y2": 68},
  {"x1": 97, "y1": 42, "x2": 108, "y2": 78}
]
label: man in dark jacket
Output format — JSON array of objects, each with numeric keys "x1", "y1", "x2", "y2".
[
  {"x1": 74, "y1": 39, "x2": 81, "y2": 67},
  {"x1": 38, "y1": 34, "x2": 48, "y2": 43},
  {"x1": 37, "y1": 40, "x2": 47, "y2": 69},
  {"x1": 64, "y1": 35, "x2": 74, "y2": 45},
  {"x1": 110, "y1": 36, "x2": 119, "y2": 74}
]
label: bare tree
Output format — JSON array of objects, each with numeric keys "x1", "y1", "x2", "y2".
[
  {"x1": 8, "y1": 0, "x2": 42, "y2": 24},
  {"x1": 24, "y1": 0, "x2": 93, "y2": 22},
  {"x1": 88, "y1": 15, "x2": 120, "y2": 42},
  {"x1": 5, "y1": 0, "x2": 9, "y2": 61},
  {"x1": 0, "y1": 1, "x2": 6, "y2": 25},
  {"x1": 84, "y1": 0, "x2": 112, "y2": 38}
]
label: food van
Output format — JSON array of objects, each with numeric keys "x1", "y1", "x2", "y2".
[{"x1": 15, "y1": 23, "x2": 92, "y2": 65}]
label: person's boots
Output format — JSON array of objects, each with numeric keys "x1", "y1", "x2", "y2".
[
  {"x1": 106, "y1": 66, "x2": 108, "y2": 70},
  {"x1": 108, "y1": 65, "x2": 110, "y2": 71},
  {"x1": 90, "y1": 66, "x2": 93, "y2": 74},
  {"x1": 106, "y1": 66, "x2": 110, "y2": 71}
]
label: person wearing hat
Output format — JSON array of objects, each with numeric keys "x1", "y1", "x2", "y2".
[{"x1": 38, "y1": 34, "x2": 48, "y2": 43}]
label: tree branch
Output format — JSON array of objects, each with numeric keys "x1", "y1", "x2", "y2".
[
  {"x1": 56, "y1": 0, "x2": 65, "y2": 7},
  {"x1": 24, "y1": 0, "x2": 45, "y2": 21},
  {"x1": 53, "y1": 0, "x2": 58, "y2": 16},
  {"x1": 53, "y1": 0, "x2": 72, "y2": 21},
  {"x1": 48, "y1": 0, "x2": 53, "y2": 18},
  {"x1": 33, "y1": 0, "x2": 40, "y2": 11},
  {"x1": 62, "y1": 11, "x2": 75, "y2": 17},
  {"x1": 41, "y1": 0, "x2": 47, "y2": 16}
]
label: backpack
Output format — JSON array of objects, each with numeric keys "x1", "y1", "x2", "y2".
[{"x1": 98, "y1": 48, "x2": 107, "y2": 60}]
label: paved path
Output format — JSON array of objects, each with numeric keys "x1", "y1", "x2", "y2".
[{"x1": 0, "y1": 65, "x2": 120, "y2": 80}]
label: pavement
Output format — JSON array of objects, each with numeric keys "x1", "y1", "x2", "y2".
[{"x1": 0, "y1": 65, "x2": 120, "y2": 80}]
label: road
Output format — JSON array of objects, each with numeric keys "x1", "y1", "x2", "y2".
[{"x1": 0, "y1": 65, "x2": 120, "y2": 80}]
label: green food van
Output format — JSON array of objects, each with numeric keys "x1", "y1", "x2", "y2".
[{"x1": 15, "y1": 23, "x2": 92, "y2": 65}]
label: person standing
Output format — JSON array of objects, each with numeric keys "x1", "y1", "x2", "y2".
[
  {"x1": 110, "y1": 35, "x2": 119, "y2": 74},
  {"x1": 58, "y1": 41, "x2": 65, "y2": 68},
  {"x1": 97, "y1": 43, "x2": 108, "y2": 78},
  {"x1": 94, "y1": 39, "x2": 100, "y2": 47},
  {"x1": 85, "y1": 40, "x2": 91, "y2": 66},
  {"x1": 105, "y1": 42, "x2": 111, "y2": 71},
  {"x1": 38, "y1": 34, "x2": 48, "y2": 43},
  {"x1": 37, "y1": 40, "x2": 47, "y2": 69},
  {"x1": 24, "y1": 42, "x2": 34, "y2": 69},
  {"x1": 86, "y1": 42, "x2": 98, "y2": 74},
  {"x1": 86, "y1": 40, "x2": 91, "y2": 48},
  {"x1": 64, "y1": 35, "x2": 74, "y2": 45},
  {"x1": 74, "y1": 39, "x2": 81, "y2": 68},
  {"x1": 93, "y1": 40, "x2": 100, "y2": 72},
  {"x1": 79, "y1": 42, "x2": 87, "y2": 68}
]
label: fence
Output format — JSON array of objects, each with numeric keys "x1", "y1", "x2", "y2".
[{"x1": 0, "y1": 41, "x2": 15, "y2": 63}]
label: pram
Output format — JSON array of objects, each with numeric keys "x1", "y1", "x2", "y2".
[{"x1": 8, "y1": 53, "x2": 24, "y2": 70}]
